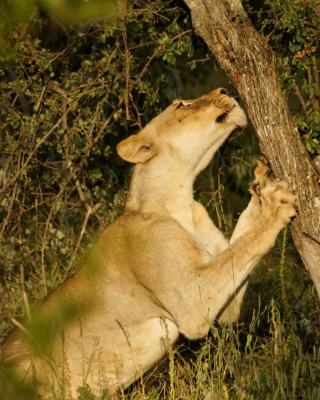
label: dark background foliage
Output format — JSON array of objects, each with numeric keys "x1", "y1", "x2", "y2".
[{"x1": 0, "y1": 1, "x2": 319, "y2": 397}]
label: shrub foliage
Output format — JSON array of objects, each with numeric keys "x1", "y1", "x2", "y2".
[{"x1": 0, "y1": 0, "x2": 319, "y2": 398}]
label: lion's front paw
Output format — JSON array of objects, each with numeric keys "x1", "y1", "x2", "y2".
[{"x1": 260, "y1": 179, "x2": 296, "y2": 225}]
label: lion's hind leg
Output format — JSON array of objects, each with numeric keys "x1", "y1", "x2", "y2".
[{"x1": 66, "y1": 317, "x2": 179, "y2": 397}]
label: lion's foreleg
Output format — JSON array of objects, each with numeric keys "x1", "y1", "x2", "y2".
[
  {"x1": 217, "y1": 195, "x2": 261, "y2": 323},
  {"x1": 218, "y1": 161, "x2": 270, "y2": 324},
  {"x1": 178, "y1": 179, "x2": 295, "y2": 339}
]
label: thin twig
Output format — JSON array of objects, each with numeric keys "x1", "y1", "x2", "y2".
[
  {"x1": 137, "y1": 29, "x2": 192, "y2": 80},
  {"x1": 129, "y1": 92, "x2": 143, "y2": 130},
  {"x1": 0, "y1": 183, "x2": 18, "y2": 238},
  {"x1": 312, "y1": 58, "x2": 319, "y2": 111},
  {"x1": 122, "y1": 27, "x2": 132, "y2": 121},
  {"x1": 306, "y1": 64, "x2": 318, "y2": 112},
  {"x1": 20, "y1": 264, "x2": 31, "y2": 321},
  {"x1": 11, "y1": 319, "x2": 30, "y2": 337},
  {"x1": 293, "y1": 82, "x2": 307, "y2": 114},
  {"x1": 50, "y1": 84, "x2": 104, "y2": 280},
  {"x1": 34, "y1": 84, "x2": 47, "y2": 113},
  {"x1": 63, "y1": 203, "x2": 100, "y2": 281},
  {"x1": 0, "y1": 109, "x2": 71, "y2": 194},
  {"x1": 40, "y1": 184, "x2": 67, "y2": 296},
  {"x1": 97, "y1": 42, "x2": 119, "y2": 79}
]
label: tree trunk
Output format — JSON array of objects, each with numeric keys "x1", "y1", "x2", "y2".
[{"x1": 183, "y1": 0, "x2": 320, "y2": 296}]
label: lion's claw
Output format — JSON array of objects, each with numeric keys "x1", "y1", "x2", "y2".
[{"x1": 250, "y1": 158, "x2": 270, "y2": 196}]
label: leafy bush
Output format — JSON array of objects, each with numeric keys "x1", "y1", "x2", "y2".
[
  {"x1": 0, "y1": 0, "x2": 198, "y2": 339},
  {"x1": 1, "y1": 1, "x2": 320, "y2": 399},
  {"x1": 245, "y1": 0, "x2": 320, "y2": 157}
]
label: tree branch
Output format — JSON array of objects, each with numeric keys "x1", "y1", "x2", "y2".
[{"x1": 184, "y1": 0, "x2": 320, "y2": 296}]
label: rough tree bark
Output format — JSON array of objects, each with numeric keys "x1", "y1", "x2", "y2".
[{"x1": 183, "y1": 0, "x2": 320, "y2": 296}]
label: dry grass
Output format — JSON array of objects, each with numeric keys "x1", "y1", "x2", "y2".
[
  {"x1": 2, "y1": 247, "x2": 320, "y2": 400},
  {"x1": 1, "y1": 163, "x2": 320, "y2": 399}
]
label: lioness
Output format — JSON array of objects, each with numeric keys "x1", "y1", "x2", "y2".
[{"x1": 1, "y1": 88, "x2": 296, "y2": 398}]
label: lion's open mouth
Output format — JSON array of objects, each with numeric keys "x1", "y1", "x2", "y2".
[{"x1": 229, "y1": 125, "x2": 246, "y2": 141}]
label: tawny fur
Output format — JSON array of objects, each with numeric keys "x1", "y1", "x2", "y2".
[{"x1": 1, "y1": 88, "x2": 296, "y2": 398}]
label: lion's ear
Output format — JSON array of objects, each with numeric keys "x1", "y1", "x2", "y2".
[{"x1": 116, "y1": 134, "x2": 157, "y2": 164}]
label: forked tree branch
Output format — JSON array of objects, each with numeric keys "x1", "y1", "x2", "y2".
[{"x1": 183, "y1": 0, "x2": 320, "y2": 297}]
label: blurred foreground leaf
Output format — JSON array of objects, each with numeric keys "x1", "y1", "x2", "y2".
[
  {"x1": 41, "y1": 0, "x2": 118, "y2": 24},
  {"x1": 0, "y1": 362, "x2": 37, "y2": 400},
  {"x1": 0, "y1": 0, "x2": 119, "y2": 56}
]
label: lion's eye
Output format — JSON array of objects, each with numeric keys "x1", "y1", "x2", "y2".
[
  {"x1": 216, "y1": 112, "x2": 228, "y2": 123},
  {"x1": 176, "y1": 101, "x2": 192, "y2": 109}
]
